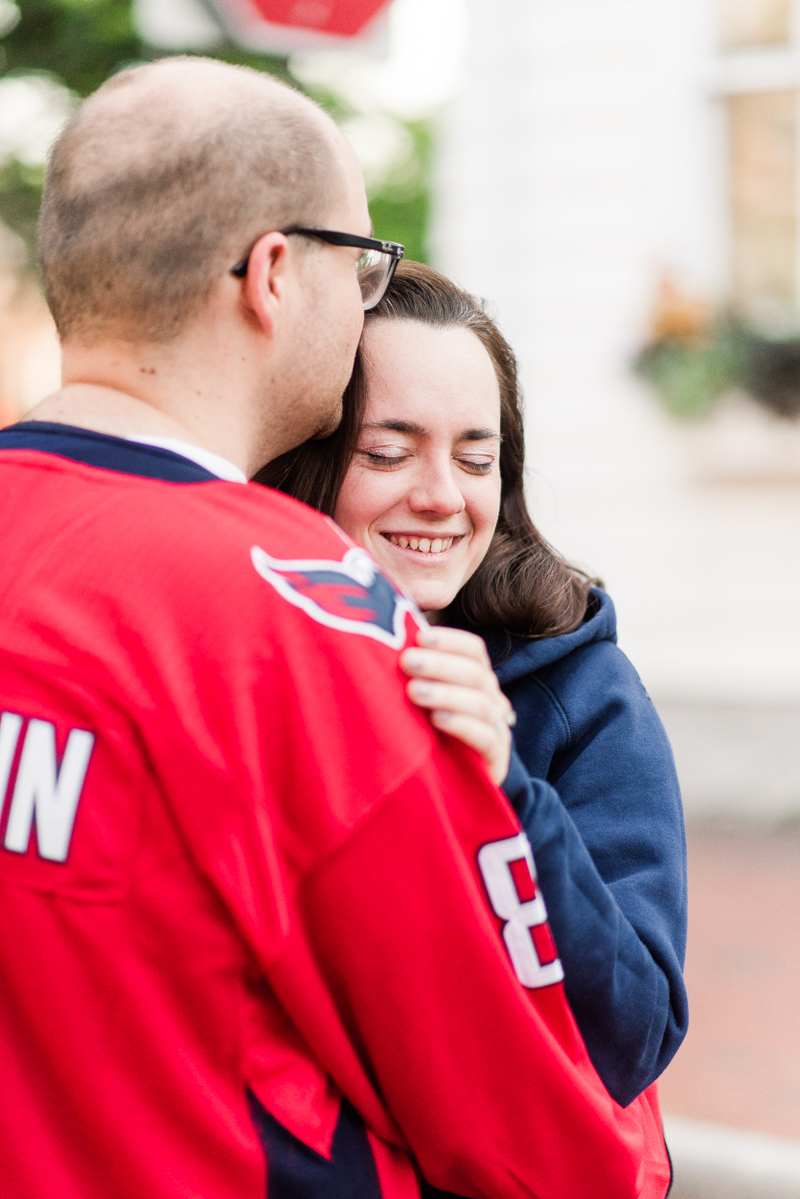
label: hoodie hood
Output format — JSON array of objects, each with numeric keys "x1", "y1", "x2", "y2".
[{"x1": 486, "y1": 589, "x2": 617, "y2": 686}]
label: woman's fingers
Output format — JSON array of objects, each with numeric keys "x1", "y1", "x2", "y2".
[
  {"x1": 401, "y1": 624, "x2": 516, "y2": 785},
  {"x1": 401, "y1": 646, "x2": 515, "y2": 724},
  {"x1": 401, "y1": 646, "x2": 492, "y2": 690},
  {"x1": 406, "y1": 677, "x2": 507, "y2": 724},
  {"x1": 429, "y1": 710, "x2": 511, "y2": 788},
  {"x1": 417, "y1": 624, "x2": 491, "y2": 664}
]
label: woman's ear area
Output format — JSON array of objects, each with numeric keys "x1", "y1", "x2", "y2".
[{"x1": 239, "y1": 231, "x2": 291, "y2": 337}]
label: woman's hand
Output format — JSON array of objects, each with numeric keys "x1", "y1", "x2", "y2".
[{"x1": 399, "y1": 625, "x2": 516, "y2": 787}]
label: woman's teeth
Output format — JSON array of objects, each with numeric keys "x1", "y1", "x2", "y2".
[{"x1": 387, "y1": 535, "x2": 454, "y2": 554}]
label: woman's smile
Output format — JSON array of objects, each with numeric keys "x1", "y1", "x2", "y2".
[{"x1": 382, "y1": 532, "x2": 464, "y2": 556}]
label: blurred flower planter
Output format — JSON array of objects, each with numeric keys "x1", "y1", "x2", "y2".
[
  {"x1": 747, "y1": 337, "x2": 800, "y2": 419},
  {"x1": 634, "y1": 322, "x2": 746, "y2": 420},
  {"x1": 634, "y1": 281, "x2": 800, "y2": 484},
  {"x1": 635, "y1": 318, "x2": 800, "y2": 423}
]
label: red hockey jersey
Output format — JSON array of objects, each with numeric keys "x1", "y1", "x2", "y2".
[{"x1": 0, "y1": 435, "x2": 670, "y2": 1199}]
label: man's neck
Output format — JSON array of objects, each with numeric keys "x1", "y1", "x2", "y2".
[
  {"x1": 29, "y1": 380, "x2": 257, "y2": 473},
  {"x1": 27, "y1": 332, "x2": 263, "y2": 476},
  {"x1": 29, "y1": 383, "x2": 199, "y2": 441}
]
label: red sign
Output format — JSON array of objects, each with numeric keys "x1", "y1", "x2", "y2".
[{"x1": 243, "y1": 0, "x2": 390, "y2": 37}]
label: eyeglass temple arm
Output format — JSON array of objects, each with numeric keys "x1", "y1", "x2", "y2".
[{"x1": 231, "y1": 230, "x2": 405, "y2": 278}]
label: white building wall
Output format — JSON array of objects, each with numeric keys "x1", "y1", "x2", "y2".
[
  {"x1": 430, "y1": 0, "x2": 800, "y2": 814},
  {"x1": 434, "y1": 0, "x2": 724, "y2": 365}
]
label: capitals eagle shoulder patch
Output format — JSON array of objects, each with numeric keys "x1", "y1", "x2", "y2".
[{"x1": 251, "y1": 544, "x2": 423, "y2": 650}]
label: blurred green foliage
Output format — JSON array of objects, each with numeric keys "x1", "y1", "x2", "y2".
[
  {"x1": 0, "y1": 156, "x2": 43, "y2": 259},
  {"x1": 2, "y1": 0, "x2": 144, "y2": 96},
  {"x1": 1, "y1": 0, "x2": 299, "y2": 93},
  {"x1": 368, "y1": 120, "x2": 430, "y2": 263},
  {"x1": 634, "y1": 322, "x2": 747, "y2": 421},
  {"x1": 635, "y1": 318, "x2": 800, "y2": 421},
  {"x1": 0, "y1": 0, "x2": 429, "y2": 273}
]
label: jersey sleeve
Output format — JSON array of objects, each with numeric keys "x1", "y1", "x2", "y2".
[{"x1": 273, "y1": 746, "x2": 668, "y2": 1199}]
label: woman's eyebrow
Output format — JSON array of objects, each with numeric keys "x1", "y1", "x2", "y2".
[
  {"x1": 460, "y1": 427, "x2": 500, "y2": 441},
  {"x1": 364, "y1": 420, "x2": 427, "y2": 435},
  {"x1": 363, "y1": 421, "x2": 500, "y2": 440}
]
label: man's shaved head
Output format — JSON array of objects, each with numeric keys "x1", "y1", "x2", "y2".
[{"x1": 39, "y1": 57, "x2": 348, "y2": 343}]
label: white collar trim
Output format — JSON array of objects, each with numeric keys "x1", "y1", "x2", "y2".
[{"x1": 126, "y1": 435, "x2": 247, "y2": 484}]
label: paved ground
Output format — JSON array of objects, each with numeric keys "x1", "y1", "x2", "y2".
[{"x1": 659, "y1": 823, "x2": 800, "y2": 1140}]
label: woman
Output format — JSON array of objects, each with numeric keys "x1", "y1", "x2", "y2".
[{"x1": 257, "y1": 261, "x2": 688, "y2": 1108}]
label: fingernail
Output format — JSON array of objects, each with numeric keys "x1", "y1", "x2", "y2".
[
  {"x1": 410, "y1": 680, "x2": 432, "y2": 698},
  {"x1": 418, "y1": 627, "x2": 439, "y2": 646},
  {"x1": 404, "y1": 652, "x2": 423, "y2": 670},
  {"x1": 431, "y1": 709, "x2": 451, "y2": 724}
]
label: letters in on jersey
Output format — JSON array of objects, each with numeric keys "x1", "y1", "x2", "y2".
[{"x1": 0, "y1": 712, "x2": 94, "y2": 863}]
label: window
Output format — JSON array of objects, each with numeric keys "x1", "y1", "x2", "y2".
[
  {"x1": 727, "y1": 88, "x2": 797, "y2": 326},
  {"x1": 719, "y1": 0, "x2": 792, "y2": 50}
]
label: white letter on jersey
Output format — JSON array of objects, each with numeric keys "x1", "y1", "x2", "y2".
[
  {"x1": 0, "y1": 711, "x2": 23, "y2": 812},
  {"x1": 477, "y1": 831, "x2": 564, "y2": 989},
  {"x1": 4, "y1": 721, "x2": 94, "y2": 862}
]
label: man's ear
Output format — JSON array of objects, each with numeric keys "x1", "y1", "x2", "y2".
[{"x1": 241, "y1": 231, "x2": 291, "y2": 337}]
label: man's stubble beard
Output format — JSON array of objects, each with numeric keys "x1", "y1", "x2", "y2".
[
  {"x1": 284, "y1": 349, "x2": 345, "y2": 442},
  {"x1": 259, "y1": 341, "x2": 345, "y2": 460},
  {"x1": 292, "y1": 301, "x2": 357, "y2": 442},
  {"x1": 311, "y1": 391, "x2": 343, "y2": 439},
  {"x1": 259, "y1": 263, "x2": 360, "y2": 459}
]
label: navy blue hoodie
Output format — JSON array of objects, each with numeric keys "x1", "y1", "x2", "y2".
[{"x1": 494, "y1": 589, "x2": 688, "y2": 1108}]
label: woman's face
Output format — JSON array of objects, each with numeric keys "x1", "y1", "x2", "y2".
[{"x1": 333, "y1": 319, "x2": 503, "y2": 615}]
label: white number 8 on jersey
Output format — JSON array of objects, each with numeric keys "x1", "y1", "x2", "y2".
[{"x1": 477, "y1": 832, "x2": 564, "y2": 989}]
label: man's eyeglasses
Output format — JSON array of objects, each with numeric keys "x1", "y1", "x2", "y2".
[{"x1": 231, "y1": 226, "x2": 405, "y2": 311}]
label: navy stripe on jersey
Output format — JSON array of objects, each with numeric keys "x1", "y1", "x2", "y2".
[
  {"x1": 0, "y1": 422, "x2": 218, "y2": 482},
  {"x1": 247, "y1": 1090, "x2": 381, "y2": 1199}
]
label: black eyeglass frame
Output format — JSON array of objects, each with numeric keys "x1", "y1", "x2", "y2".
[{"x1": 230, "y1": 226, "x2": 405, "y2": 281}]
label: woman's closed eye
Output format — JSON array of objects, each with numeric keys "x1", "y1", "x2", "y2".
[
  {"x1": 357, "y1": 445, "x2": 496, "y2": 473},
  {"x1": 358, "y1": 446, "x2": 412, "y2": 468},
  {"x1": 457, "y1": 453, "x2": 495, "y2": 474}
]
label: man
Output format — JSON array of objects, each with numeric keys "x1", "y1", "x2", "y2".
[{"x1": 0, "y1": 58, "x2": 669, "y2": 1199}]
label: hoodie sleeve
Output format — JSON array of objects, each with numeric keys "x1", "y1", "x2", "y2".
[{"x1": 501, "y1": 642, "x2": 688, "y2": 1108}]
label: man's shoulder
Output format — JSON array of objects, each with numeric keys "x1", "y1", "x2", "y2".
[
  {"x1": 161, "y1": 482, "x2": 378, "y2": 592},
  {"x1": 3, "y1": 445, "x2": 343, "y2": 559},
  {"x1": 122, "y1": 481, "x2": 423, "y2": 659},
  {"x1": 177, "y1": 477, "x2": 344, "y2": 549},
  {"x1": 2, "y1": 451, "x2": 409, "y2": 653}
]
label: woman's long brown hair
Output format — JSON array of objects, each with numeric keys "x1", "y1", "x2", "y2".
[{"x1": 254, "y1": 261, "x2": 594, "y2": 640}]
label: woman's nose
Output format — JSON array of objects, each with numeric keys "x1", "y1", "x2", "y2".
[{"x1": 407, "y1": 461, "x2": 466, "y2": 518}]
